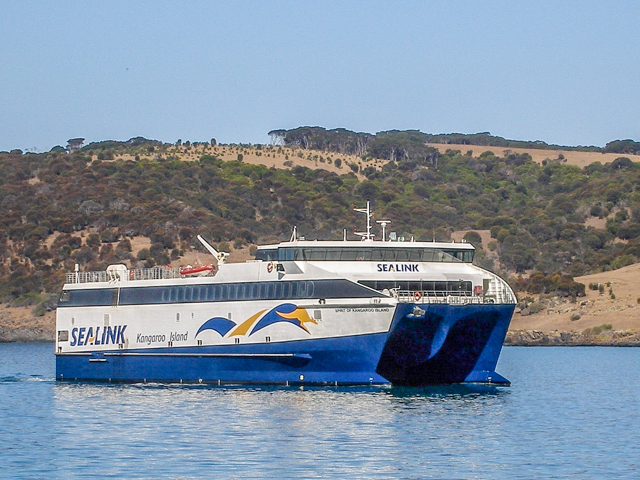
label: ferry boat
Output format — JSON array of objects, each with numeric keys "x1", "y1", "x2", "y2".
[{"x1": 55, "y1": 204, "x2": 516, "y2": 386}]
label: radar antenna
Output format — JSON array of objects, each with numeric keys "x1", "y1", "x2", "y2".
[{"x1": 376, "y1": 220, "x2": 391, "y2": 242}]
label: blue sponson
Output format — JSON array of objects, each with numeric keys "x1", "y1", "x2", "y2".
[
  {"x1": 375, "y1": 303, "x2": 514, "y2": 385},
  {"x1": 55, "y1": 333, "x2": 391, "y2": 385}
]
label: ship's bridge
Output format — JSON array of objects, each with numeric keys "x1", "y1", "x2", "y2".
[{"x1": 255, "y1": 241, "x2": 475, "y2": 264}]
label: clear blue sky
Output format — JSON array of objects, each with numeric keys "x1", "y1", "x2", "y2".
[{"x1": 2, "y1": 1, "x2": 639, "y2": 152}]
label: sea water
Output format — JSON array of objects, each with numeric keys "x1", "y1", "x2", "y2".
[{"x1": 1, "y1": 343, "x2": 639, "y2": 479}]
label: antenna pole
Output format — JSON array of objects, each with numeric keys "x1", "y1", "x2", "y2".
[{"x1": 353, "y1": 201, "x2": 374, "y2": 241}]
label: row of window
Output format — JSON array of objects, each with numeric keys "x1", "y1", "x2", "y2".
[
  {"x1": 256, "y1": 247, "x2": 474, "y2": 263},
  {"x1": 358, "y1": 280, "x2": 473, "y2": 296},
  {"x1": 58, "y1": 279, "x2": 383, "y2": 307}
]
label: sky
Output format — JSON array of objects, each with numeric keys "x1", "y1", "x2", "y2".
[{"x1": 1, "y1": 1, "x2": 639, "y2": 152}]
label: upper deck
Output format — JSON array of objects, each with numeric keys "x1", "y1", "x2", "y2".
[
  {"x1": 61, "y1": 203, "x2": 516, "y2": 305},
  {"x1": 255, "y1": 240, "x2": 475, "y2": 263}
]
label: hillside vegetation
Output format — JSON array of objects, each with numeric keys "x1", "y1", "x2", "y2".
[{"x1": 2, "y1": 130, "x2": 640, "y2": 323}]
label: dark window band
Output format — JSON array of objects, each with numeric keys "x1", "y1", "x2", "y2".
[
  {"x1": 256, "y1": 247, "x2": 474, "y2": 263},
  {"x1": 59, "y1": 279, "x2": 382, "y2": 307},
  {"x1": 57, "y1": 288, "x2": 118, "y2": 307}
]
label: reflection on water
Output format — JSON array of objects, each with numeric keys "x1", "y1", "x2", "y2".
[
  {"x1": 47, "y1": 380, "x2": 515, "y2": 479},
  {"x1": 2, "y1": 344, "x2": 640, "y2": 479},
  {"x1": 384, "y1": 382, "x2": 509, "y2": 398}
]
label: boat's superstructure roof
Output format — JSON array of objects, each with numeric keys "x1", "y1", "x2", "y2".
[
  {"x1": 256, "y1": 202, "x2": 475, "y2": 252},
  {"x1": 257, "y1": 239, "x2": 475, "y2": 251}
]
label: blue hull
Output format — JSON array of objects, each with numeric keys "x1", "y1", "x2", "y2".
[
  {"x1": 56, "y1": 303, "x2": 514, "y2": 386},
  {"x1": 376, "y1": 303, "x2": 514, "y2": 385}
]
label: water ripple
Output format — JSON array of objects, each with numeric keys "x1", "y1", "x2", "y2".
[{"x1": 1, "y1": 343, "x2": 640, "y2": 479}]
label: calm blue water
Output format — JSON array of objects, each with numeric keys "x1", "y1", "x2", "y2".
[{"x1": 1, "y1": 344, "x2": 639, "y2": 479}]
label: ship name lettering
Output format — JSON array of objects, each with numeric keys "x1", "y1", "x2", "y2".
[
  {"x1": 335, "y1": 307, "x2": 390, "y2": 313},
  {"x1": 377, "y1": 263, "x2": 419, "y2": 272},
  {"x1": 70, "y1": 325, "x2": 127, "y2": 347}
]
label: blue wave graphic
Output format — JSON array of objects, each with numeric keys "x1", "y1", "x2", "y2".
[{"x1": 196, "y1": 317, "x2": 237, "y2": 337}]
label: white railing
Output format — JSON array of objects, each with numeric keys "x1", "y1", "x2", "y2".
[
  {"x1": 396, "y1": 291, "x2": 484, "y2": 305},
  {"x1": 485, "y1": 274, "x2": 518, "y2": 304},
  {"x1": 395, "y1": 278, "x2": 517, "y2": 305},
  {"x1": 66, "y1": 267, "x2": 183, "y2": 284}
]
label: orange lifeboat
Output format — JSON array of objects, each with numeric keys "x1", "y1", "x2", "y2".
[{"x1": 179, "y1": 264, "x2": 215, "y2": 276}]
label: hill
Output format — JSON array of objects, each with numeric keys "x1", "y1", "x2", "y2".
[
  {"x1": 87, "y1": 142, "x2": 375, "y2": 179},
  {"x1": 507, "y1": 262, "x2": 640, "y2": 345},
  {"x1": 2, "y1": 130, "x2": 640, "y2": 342}
]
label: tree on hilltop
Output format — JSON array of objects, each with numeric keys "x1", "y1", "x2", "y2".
[{"x1": 66, "y1": 138, "x2": 85, "y2": 153}]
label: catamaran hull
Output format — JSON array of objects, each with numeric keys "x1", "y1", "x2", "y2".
[
  {"x1": 55, "y1": 303, "x2": 513, "y2": 386},
  {"x1": 376, "y1": 303, "x2": 514, "y2": 385}
]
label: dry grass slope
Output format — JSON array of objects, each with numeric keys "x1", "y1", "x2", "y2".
[{"x1": 427, "y1": 143, "x2": 640, "y2": 168}]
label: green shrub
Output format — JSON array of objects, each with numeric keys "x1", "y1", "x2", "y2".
[
  {"x1": 86, "y1": 233, "x2": 101, "y2": 248},
  {"x1": 529, "y1": 302, "x2": 544, "y2": 314},
  {"x1": 463, "y1": 231, "x2": 482, "y2": 246},
  {"x1": 588, "y1": 324, "x2": 613, "y2": 335},
  {"x1": 9, "y1": 292, "x2": 43, "y2": 307}
]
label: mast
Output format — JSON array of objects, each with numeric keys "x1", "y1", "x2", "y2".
[{"x1": 353, "y1": 201, "x2": 374, "y2": 241}]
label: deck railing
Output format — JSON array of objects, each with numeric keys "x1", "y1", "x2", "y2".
[
  {"x1": 395, "y1": 275, "x2": 516, "y2": 305},
  {"x1": 65, "y1": 267, "x2": 183, "y2": 284},
  {"x1": 395, "y1": 290, "x2": 515, "y2": 305},
  {"x1": 65, "y1": 265, "x2": 517, "y2": 305}
]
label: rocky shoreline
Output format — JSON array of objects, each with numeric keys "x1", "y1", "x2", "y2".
[
  {"x1": 0, "y1": 326, "x2": 54, "y2": 343},
  {"x1": 505, "y1": 329, "x2": 640, "y2": 346},
  {"x1": 0, "y1": 308, "x2": 55, "y2": 343}
]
